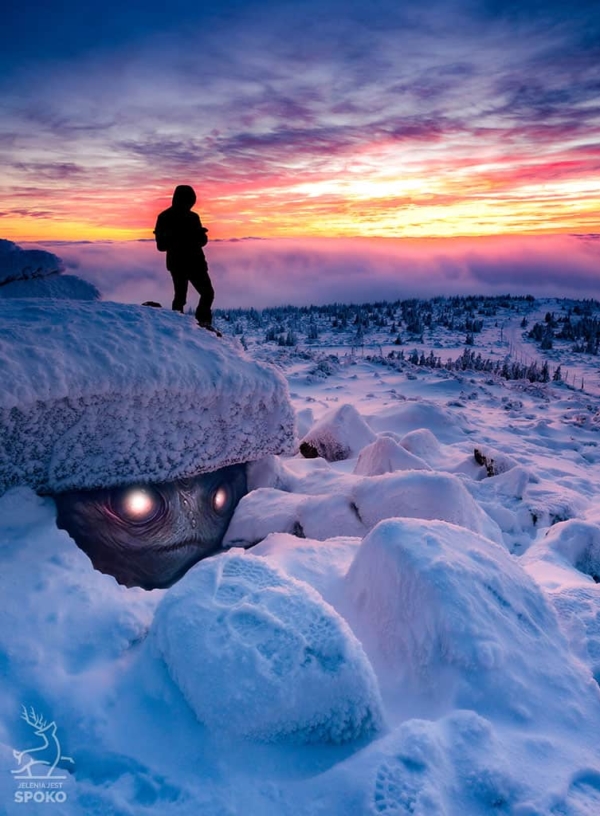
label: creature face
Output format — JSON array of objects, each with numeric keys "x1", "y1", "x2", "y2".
[{"x1": 54, "y1": 465, "x2": 247, "y2": 590}]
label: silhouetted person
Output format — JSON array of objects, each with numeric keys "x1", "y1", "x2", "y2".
[{"x1": 154, "y1": 185, "x2": 214, "y2": 328}]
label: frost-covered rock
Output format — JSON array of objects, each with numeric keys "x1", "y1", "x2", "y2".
[
  {"x1": 345, "y1": 518, "x2": 600, "y2": 729},
  {"x1": 0, "y1": 273, "x2": 99, "y2": 300},
  {"x1": 224, "y1": 470, "x2": 503, "y2": 547},
  {"x1": 0, "y1": 240, "x2": 99, "y2": 300},
  {"x1": 399, "y1": 428, "x2": 444, "y2": 462},
  {"x1": 152, "y1": 551, "x2": 383, "y2": 743},
  {"x1": 351, "y1": 472, "x2": 502, "y2": 543},
  {"x1": 251, "y1": 532, "x2": 361, "y2": 602},
  {"x1": 300, "y1": 403, "x2": 376, "y2": 461},
  {"x1": 524, "y1": 481, "x2": 588, "y2": 528},
  {"x1": 0, "y1": 239, "x2": 63, "y2": 284},
  {"x1": 525, "y1": 519, "x2": 600, "y2": 580},
  {"x1": 313, "y1": 705, "x2": 600, "y2": 816},
  {"x1": 0, "y1": 300, "x2": 296, "y2": 494},
  {"x1": 523, "y1": 520, "x2": 600, "y2": 683},
  {"x1": 472, "y1": 444, "x2": 519, "y2": 476},
  {"x1": 367, "y1": 401, "x2": 467, "y2": 444},
  {"x1": 354, "y1": 436, "x2": 432, "y2": 476}
]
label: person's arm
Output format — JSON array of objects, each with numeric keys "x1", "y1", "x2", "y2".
[{"x1": 195, "y1": 213, "x2": 209, "y2": 248}]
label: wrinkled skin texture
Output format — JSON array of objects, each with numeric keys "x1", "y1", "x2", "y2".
[{"x1": 54, "y1": 465, "x2": 247, "y2": 590}]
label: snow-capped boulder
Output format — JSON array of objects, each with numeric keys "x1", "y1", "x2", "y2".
[
  {"x1": 0, "y1": 274, "x2": 99, "y2": 300},
  {"x1": 224, "y1": 469, "x2": 503, "y2": 548},
  {"x1": 345, "y1": 518, "x2": 600, "y2": 729},
  {"x1": 399, "y1": 428, "x2": 444, "y2": 462},
  {"x1": 152, "y1": 551, "x2": 383, "y2": 743},
  {"x1": 0, "y1": 300, "x2": 296, "y2": 494},
  {"x1": 0, "y1": 240, "x2": 99, "y2": 300},
  {"x1": 354, "y1": 436, "x2": 432, "y2": 476},
  {"x1": 522, "y1": 520, "x2": 600, "y2": 683},
  {"x1": 367, "y1": 401, "x2": 467, "y2": 444},
  {"x1": 299, "y1": 403, "x2": 376, "y2": 461},
  {"x1": 0, "y1": 239, "x2": 64, "y2": 285}
]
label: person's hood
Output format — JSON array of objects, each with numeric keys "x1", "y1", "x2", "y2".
[{"x1": 172, "y1": 185, "x2": 197, "y2": 210}]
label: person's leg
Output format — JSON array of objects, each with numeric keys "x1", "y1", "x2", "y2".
[
  {"x1": 170, "y1": 269, "x2": 189, "y2": 313},
  {"x1": 188, "y1": 266, "x2": 215, "y2": 326},
  {"x1": 171, "y1": 274, "x2": 188, "y2": 312}
]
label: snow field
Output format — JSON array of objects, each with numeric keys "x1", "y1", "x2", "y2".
[{"x1": 1, "y1": 290, "x2": 600, "y2": 814}]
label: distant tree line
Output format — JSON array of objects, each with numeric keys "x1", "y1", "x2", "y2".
[
  {"x1": 378, "y1": 348, "x2": 563, "y2": 384},
  {"x1": 527, "y1": 301, "x2": 600, "y2": 355},
  {"x1": 216, "y1": 294, "x2": 538, "y2": 347}
]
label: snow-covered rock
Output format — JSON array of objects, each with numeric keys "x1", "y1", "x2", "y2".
[
  {"x1": 398, "y1": 428, "x2": 444, "y2": 462},
  {"x1": 152, "y1": 550, "x2": 384, "y2": 743},
  {"x1": 0, "y1": 300, "x2": 296, "y2": 494},
  {"x1": 224, "y1": 469, "x2": 503, "y2": 548},
  {"x1": 0, "y1": 487, "x2": 158, "y2": 724},
  {"x1": 0, "y1": 239, "x2": 64, "y2": 285},
  {"x1": 351, "y1": 472, "x2": 502, "y2": 543},
  {"x1": 366, "y1": 401, "x2": 467, "y2": 444},
  {"x1": 523, "y1": 520, "x2": 600, "y2": 683},
  {"x1": 0, "y1": 274, "x2": 99, "y2": 300},
  {"x1": 354, "y1": 436, "x2": 432, "y2": 476},
  {"x1": 0, "y1": 240, "x2": 98, "y2": 299},
  {"x1": 300, "y1": 403, "x2": 376, "y2": 461},
  {"x1": 525, "y1": 519, "x2": 600, "y2": 579},
  {"x1": 345, "y1": 518, "x2": 600, "y2": 729}
]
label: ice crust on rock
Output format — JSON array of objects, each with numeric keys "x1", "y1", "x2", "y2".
[
  {"x1": 0, "y1": 299, "x2": 296, "y2": 494},
  {"x1": 152, "y1": 550, "x2": 384, "y2": 743},
  {"x1": 0, "y1": 239, "x2": 64, "y2": 285},
  {"x1": 300, "y1": 402, "x2": 376, "y2": 461}
]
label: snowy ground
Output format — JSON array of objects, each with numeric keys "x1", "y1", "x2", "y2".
[{"x1": 1, "y1": 294, "x2": 600, "y2": 815}]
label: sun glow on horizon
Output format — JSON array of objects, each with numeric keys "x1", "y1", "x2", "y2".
[{"x1": 2, "y1": 126, "x2": 599, "y2": 244}]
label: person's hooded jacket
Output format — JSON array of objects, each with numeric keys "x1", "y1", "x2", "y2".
[{"x1": 154, "y1": 185, "x2": 208, "y2": 271}]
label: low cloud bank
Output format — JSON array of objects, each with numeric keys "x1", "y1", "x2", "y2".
[{"x1": 23, "y1": 235, "x2": 600, "y2": 309}]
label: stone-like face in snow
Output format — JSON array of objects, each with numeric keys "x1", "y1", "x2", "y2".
[
  {"x1": 1, "y1": 300, "x2": 295, "y2": 589},
  {"x1": 54, "y1": 465, "x2": 247, "y2": 590}
]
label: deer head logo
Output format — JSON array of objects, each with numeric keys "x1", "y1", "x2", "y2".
[{"x1": 12, "y1": 706, "x2": 74, "y2": 779}]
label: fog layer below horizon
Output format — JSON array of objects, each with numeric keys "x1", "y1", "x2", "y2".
[{"x1": 26, "y1": 235, "x2": 600, "y2": 308}]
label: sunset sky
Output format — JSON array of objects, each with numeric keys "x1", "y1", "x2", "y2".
[{"x1": 2, "y1": 0, "x2": 599, "y2": 244}]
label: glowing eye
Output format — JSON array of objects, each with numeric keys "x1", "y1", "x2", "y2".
[
  {"x1": 212, "y1": 485, "x2": 230, "y2": 514},
  {"x1": 111, "y1": 487, "x2": 163, "y2": 523},
  {"x1": 127, "y1": 490, "x2": 155, "y2": 517}
]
